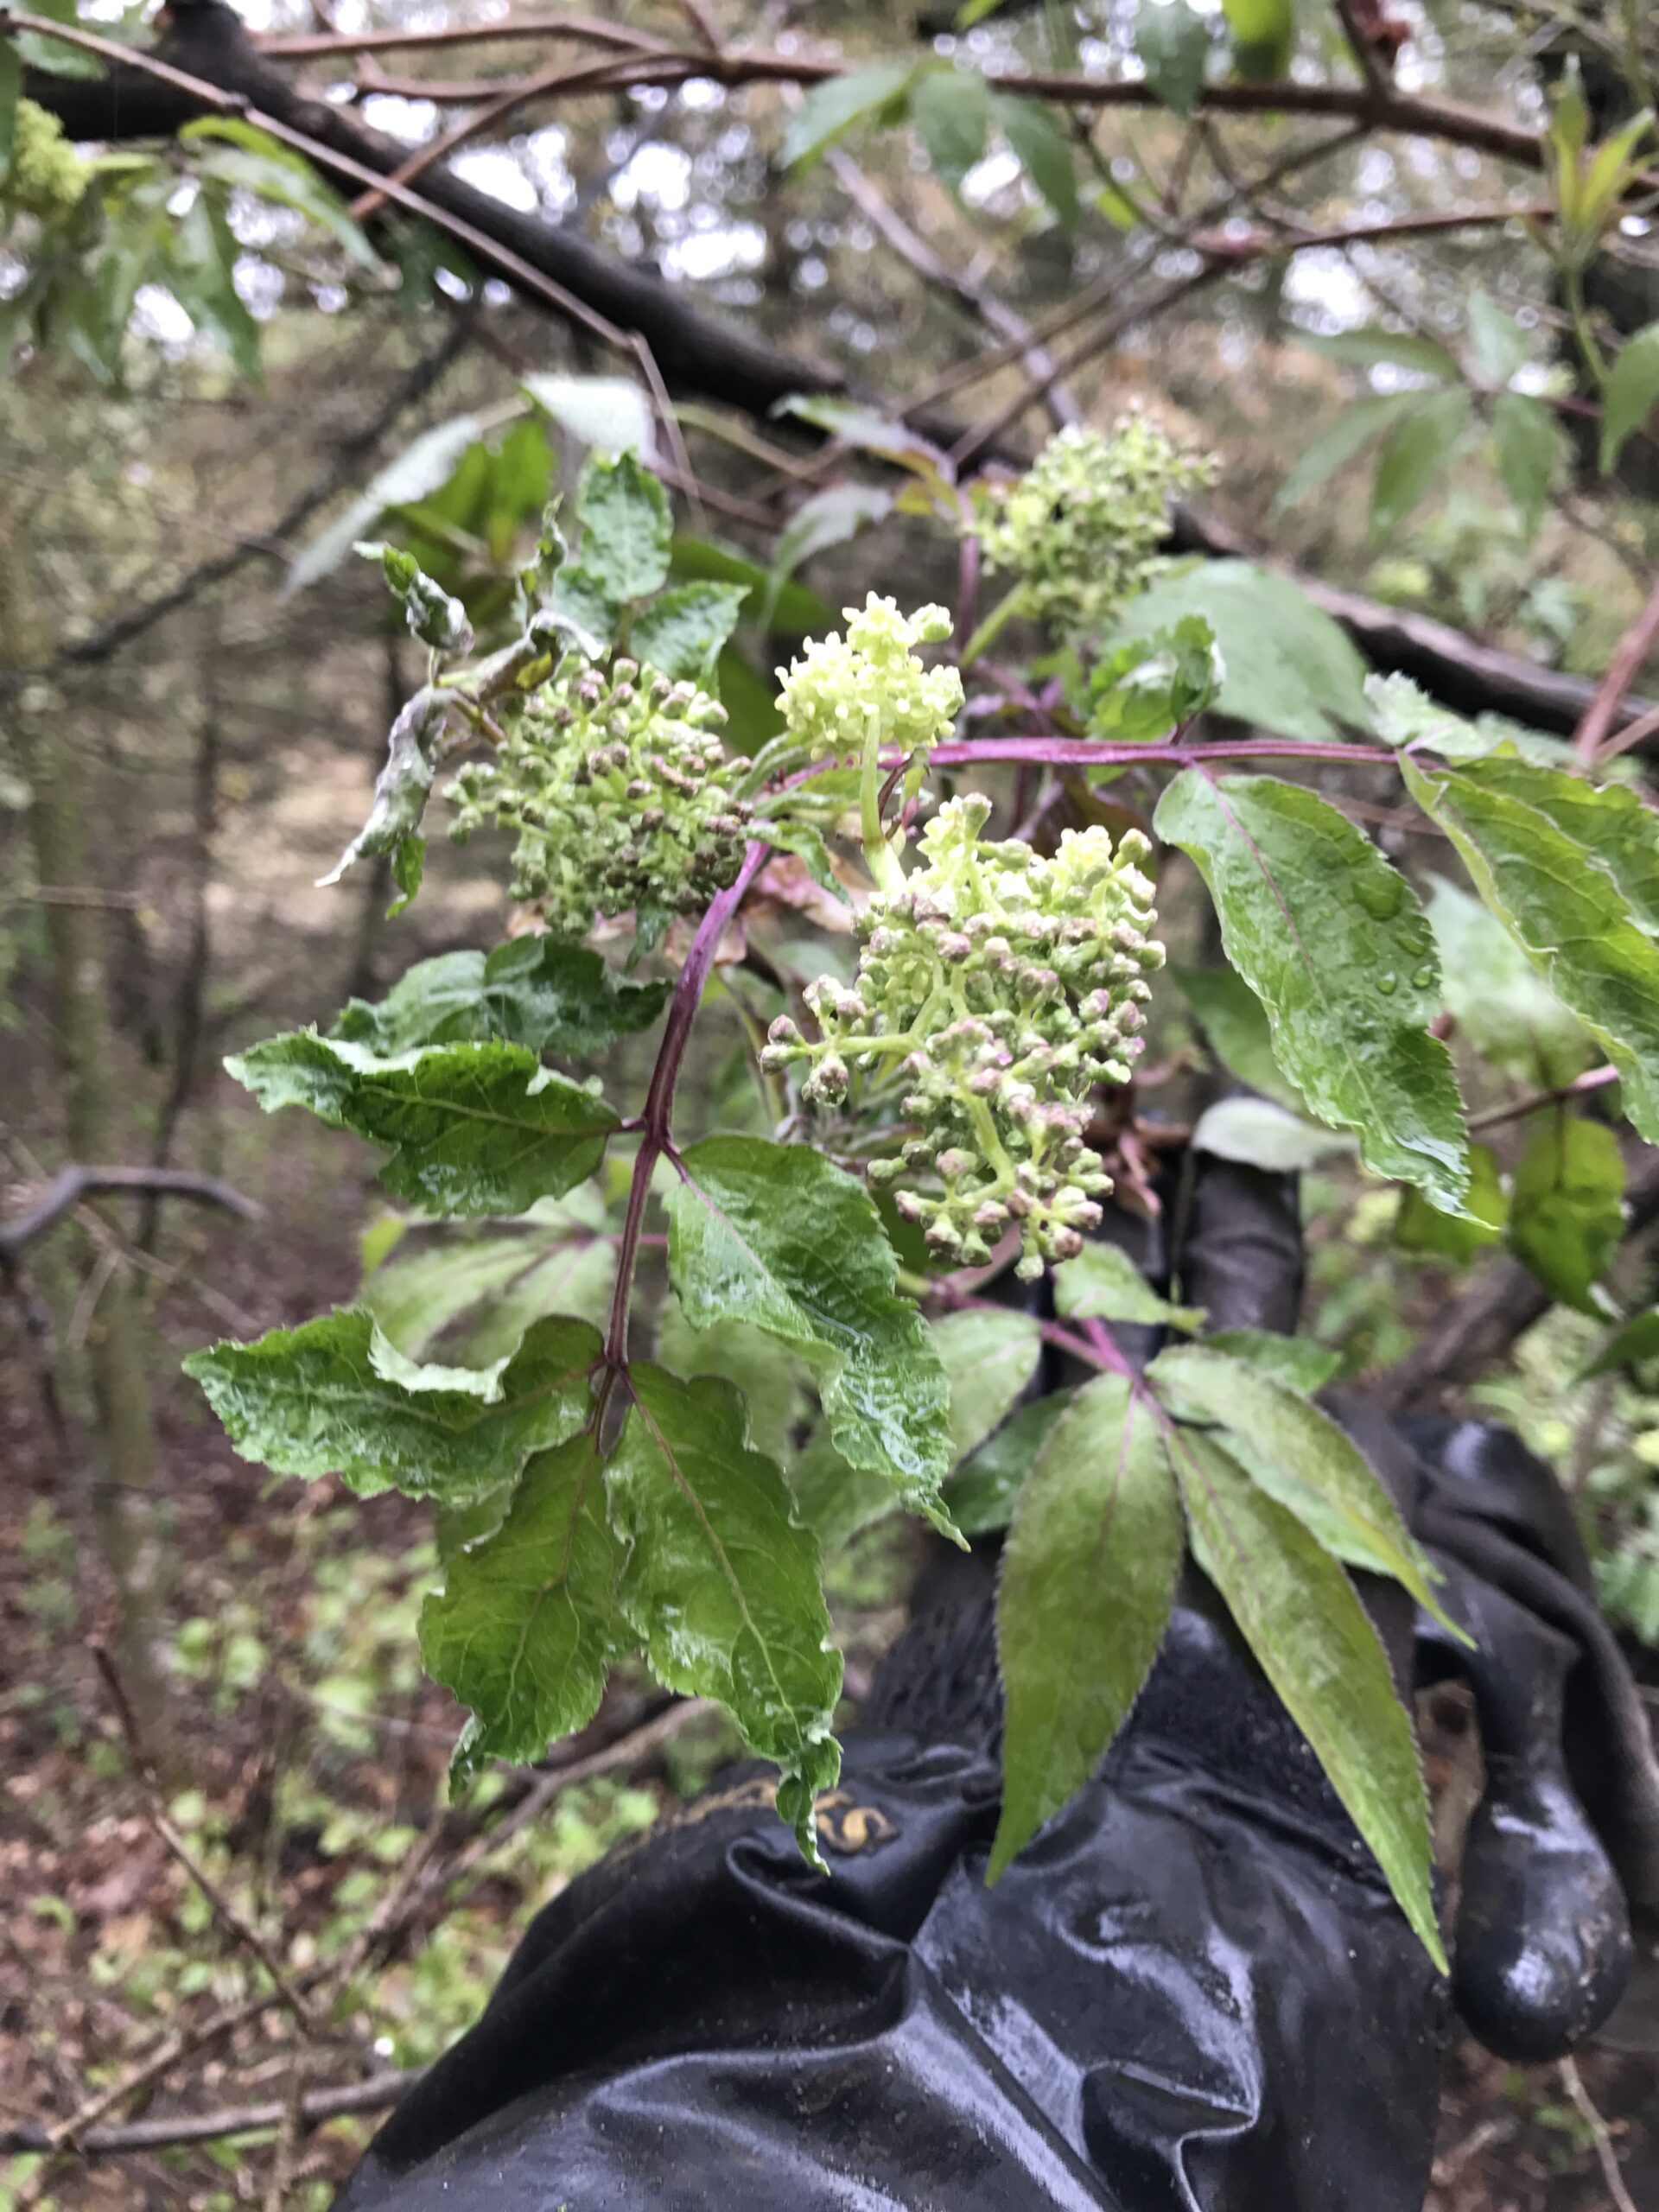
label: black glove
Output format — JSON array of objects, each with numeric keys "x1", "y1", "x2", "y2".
[{"x1": 334, "y1": 1156, "x2": 1658, "y2": 2212}]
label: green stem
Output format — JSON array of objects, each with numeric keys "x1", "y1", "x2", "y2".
[
  {"x1": 958, "y1": 580, "x2": 1031, "y2": 670},
  {"x1": 1565, "y1": 262, "x2": 1609, "y2": 390}
]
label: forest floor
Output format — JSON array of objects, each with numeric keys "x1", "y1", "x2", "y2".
[{"x1": 1, "y1": 1085, "x2": 1654, "y2": 2211}]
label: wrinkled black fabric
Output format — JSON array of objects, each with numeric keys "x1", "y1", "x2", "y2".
[
  {"x1": 334, "y1": 1154, "x2": 1659, "y2": 2209},
  {"x1": 338, "y1": 1591, "x2": 1448, "y2": 2212}
]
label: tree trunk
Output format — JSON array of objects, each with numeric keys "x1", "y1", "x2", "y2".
[{"x1": 4, "y1": 574, "x2": 176, "y2": 1764}]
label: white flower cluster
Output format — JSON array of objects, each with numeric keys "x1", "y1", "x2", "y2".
[
  {"x1": 976, "y1": 414, "x2": 1215, "y2": 639},
  {"x1": 765, "y1": 795, "x2": 1164, "y2": 1278},
  {"x1": 777, "y1": 595, "x2": 963, "y2": 762}
]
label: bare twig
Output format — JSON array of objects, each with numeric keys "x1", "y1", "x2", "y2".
[
  {"x1": 0, "y1": 1166, "x2": 261, "y2": 1259},
  {"x1": 1558, "y1": 2056, "x2": 1640, "y2": 2212},
  {"x1": 0, "y1": 2071, "x2": 421, "y2": 2159},
  {"x1": 1575, "y1": 577, "x2": 1659, "y2": 760},
  {"x1": 1465, "y1": 1063, "x2": 1621, "y2": 1133}
]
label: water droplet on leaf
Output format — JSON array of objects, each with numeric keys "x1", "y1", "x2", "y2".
[
  {"x1": 1411, "y1": 964, "x2": 1435, "y2": 990},
  {"x1": 1376, "y1": 970, "x2": 1399, "y2": 996}
]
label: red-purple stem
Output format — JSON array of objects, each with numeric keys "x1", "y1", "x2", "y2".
[{"x1": 602, "y1": 839, "x2": 770, "y2": 1373}]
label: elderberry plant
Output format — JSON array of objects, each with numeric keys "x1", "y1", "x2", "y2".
[{"x1": 186, "y1": 412, "x2": 1659, "y2": 1966}]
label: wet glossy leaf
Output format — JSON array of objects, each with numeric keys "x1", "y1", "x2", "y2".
[
  {"x1": 669, "y1": 1137, "x2": 956, "y2": 1532},
  {"x1": 1192, "y1": 1096, "x2": 1356, "y2": 1172},
  {"x1": 1150, "y1": 1344, "x2": 1454, "y2": 1625},
  {"x1": 333, "y1": 937, "x2": 670, "y2": 1059},
  {"x1": 1156, "y1": 771, "x2": 1469, "y2": 1211},
  {"x1": 1171, "y1": 1429, "x2": 1444, "y2": 1968},
  {"x1": 609, "y1": 1366, "x2": 842, "y2": 1860},
  {"x1": 1404, "y1": 755, "x2": 1659, "y2": 1144},
  {"x1": 227, "y1": 1032, "x2": 617, "y2": 1216},
  {"x1": 990, "y1": 1375, "x2": 1182, "y2": 1878},
  {"x1": 421, "y1": 1432, "x2": 630, "y2": 1783},
  {"x1": 183, "y1": 1309, "x2": 599, "y2": 1500}
]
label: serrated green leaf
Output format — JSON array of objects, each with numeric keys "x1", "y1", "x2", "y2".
[
  {"x1": 363, "y1": 1231, "x2": 571, "y2": 1358},
  {"x1": 1086, "y1": 617, "x2": 1222, "y2": 743},
  {"x1": 631, "y1": 582, "x2": 748, "y2": 683},
  {"x1": 1424, "y1": 875, "x2": 1588, "y2": 1085},
  {"x1": 388, "y1": 834, "x2": 423, "y2": 918},
  {"x1": 781, "y1": 62, "x2": 917, "y2": 173},
  {"x1": 1053, "y1": 1243, "x2": 1204, "y2": 1331},
  {"x1": 183, "y1": 1308, "x2": 599, "y2": 1500},
  {"x1": 1367, "y1": 673, "x2": 1567, "y2": 768},
  {"x1": 1172, "y1": 964, "x2": 1306, "y2": 1111},
  {"x1": 226, "y1": 1032, "x2": 617, "y2": 1216},
  {"x1": 1580, "y1": 1308, "x2": 1659, "y2": 1381},
  {"x1": 609, "y1": 1365, "x2": 842, "y2": 1861},
  {"x1": 1397, "y1": 1141, "x2": 1507, "y2": 1262},
  {"x1": 1201, "y1": 1329, "x2": 1339, "y2": 1395},
  {"x1": 332, "y1": 937, "x2": 669, "y2": 1059},
  {"x1": 1506, "y1": 1114, "x2": 1624, "y2": 1317},
  {"x1": 1170, "y1": 1428, "x2": 1444, "y2": 1967},
  {"x1": 1107, "y1": 562, "x2": 1372, "y2": 741},
  {"x1": 1451, "y1": 756, "x2": 1659, "y2": 939},
  {"x1": 991, "y1": 93, "x2": 1079, "y2": 232},
  {"x1": 575, "y1": 449, "x2": 671, "y2": 604},
  {"x1": 668, "y1": 1136, "x2": 957, "y2": 1534},
  {"x1": 420, "y1": 1431, "x2": 629, "y2": 1783},
  {"x1": 1150, "y1": 1345, "x2": 1455, "y2": 1629},
  {"x1": 910, "y1": 67, "x2": 989, "y2": 193},
  {"x1": 1370, "y1": 388, "x2": 1471, "y2": 537},
  {"x1": 1600, "y1": 321, "x2": 1659, "y2": 474},
  {"x1": 1154, "y1": 771, "x2": 1470, "y2": 1211},
  {"x1": 1491, "y1": 391, "x2": 1557, "y2": 540},
  {"x1": 1271, "y1": 393, "x2": 1415, "y2": 516},
  {"x1": 1134, "y1": 0, "x2": 1212, "y2": 116},
  {"x1": 1192, "y1": 1096, "x2": 1356, "y2": 1172},
  {"x1": 932, "y1": 1307, "x2": 1043, "y2": 1464},
  {"x1": 947, "y1": 1390, "x2": 1073, "y2": 1535},
  {"x1": 1403, "y1": 756, "x2": 1659, "y2": 1145},
  {"x1": 989, "y1": 1374, "x2": 1182, "y2": 1878}
]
